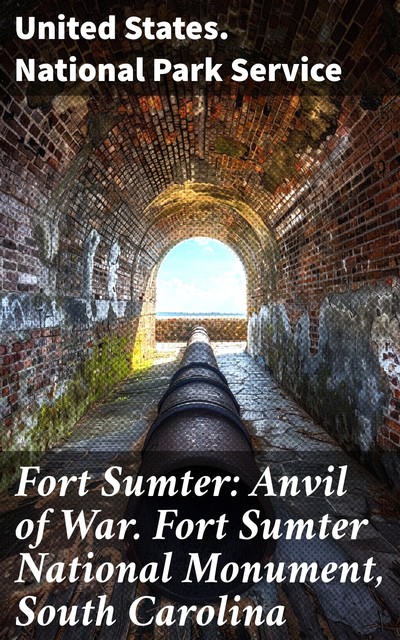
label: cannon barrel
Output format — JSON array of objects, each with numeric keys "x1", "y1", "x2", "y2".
[{"x1": 124, "y1": 327, "x2": 275, "y2": 603}]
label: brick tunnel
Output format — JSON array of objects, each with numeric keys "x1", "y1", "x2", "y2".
[{"x1": 0, "y1": 0, "x2": 400, "y2": 637}]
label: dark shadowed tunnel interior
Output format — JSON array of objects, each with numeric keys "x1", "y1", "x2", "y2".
[{"x1": 0, "y1": 0, "x2": 399, "y2": 636}]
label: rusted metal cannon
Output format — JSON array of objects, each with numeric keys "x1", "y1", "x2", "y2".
[{"x1": 124, "y1": 327, "x2": 275, "y2": 603}]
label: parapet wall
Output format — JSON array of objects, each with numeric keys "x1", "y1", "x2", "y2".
[{"x1": 156, "y1": 317, "x2": 247, "y2": 342}]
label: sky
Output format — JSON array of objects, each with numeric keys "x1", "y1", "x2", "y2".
[{"x1": 156, "y1": 238, "x2": 247, "y2": 315}]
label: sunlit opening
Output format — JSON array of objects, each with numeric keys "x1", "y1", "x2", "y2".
[{"x1": 156, "y1": 238, "x2": 246, "y2": 317}]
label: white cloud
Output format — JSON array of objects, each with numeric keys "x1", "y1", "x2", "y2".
[
  {"x1": 192, "y1": 237, "x2": 211, "y2": 246},
  {"x1": 192, "y1": 237, "x2": 214, "y2": 253}
]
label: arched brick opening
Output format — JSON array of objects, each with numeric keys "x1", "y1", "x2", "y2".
[
  {"x1": 153, "y1": 236, "x2": 248, "y2": 341},
  {"x1": 0, "y1": 0, "x2": 399, "y2": 485}
]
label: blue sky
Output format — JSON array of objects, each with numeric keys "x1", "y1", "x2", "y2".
[{"x1": 156, "y1": 238, "x2": 247, "y2": 315}]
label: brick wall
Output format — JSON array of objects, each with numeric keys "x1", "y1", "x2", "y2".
[
  {"x1": 0, "y1": 313, "x2": 155, "y2": 454},
  {"x1": 270, "y1": 100, "x2": 399, "y2": 459},
  {"x1": 274, "y1": 99, "x2": 399, "y2": 343},
  {"x1": 248, "y1": 96, "x2": 399, "y2": 483}
]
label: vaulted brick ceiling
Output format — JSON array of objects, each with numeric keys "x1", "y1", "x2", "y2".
[{"x1": 1, "y1": 0, "x2": 399, "y2": 307}]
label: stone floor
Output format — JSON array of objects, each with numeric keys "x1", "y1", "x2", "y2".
[{"x1": 0, "y1": 342, "x2": 399, "y2": 639}]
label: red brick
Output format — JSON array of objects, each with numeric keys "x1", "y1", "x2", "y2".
[{"x1": 389, "y1": 430, "x2": 400, "y2": 445}]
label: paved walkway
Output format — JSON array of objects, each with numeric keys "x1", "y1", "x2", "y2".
[{"x1": 0, "y1": 343, "x2": 399, "y2": 639}]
